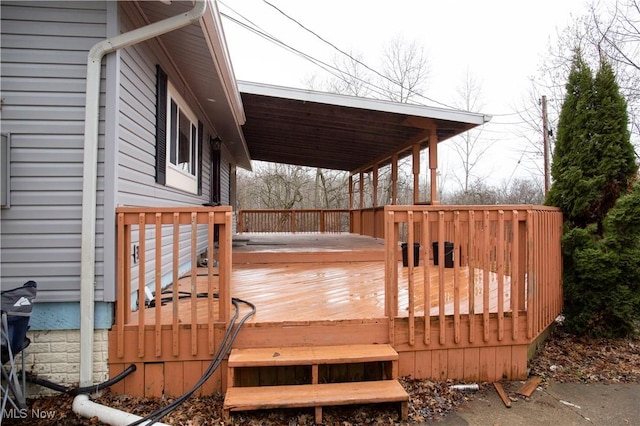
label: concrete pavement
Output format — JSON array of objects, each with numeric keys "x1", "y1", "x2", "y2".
[{"x1": 436, "y1": 381, "x2": 640, "y2": 425}]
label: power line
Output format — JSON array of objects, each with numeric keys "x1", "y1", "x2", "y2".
[
  {"x1": 222, "y1": 0, "x2": 543, "y2": 124},
  {"x1": 219, "y1": 4, "x2": 396, "y2": 100},
  {"x1": 259, "y1": 0, "x2": 457, "y2": 108},
  {"x1": 220, "y1": 0, "x2": 455, "y2": 109}
]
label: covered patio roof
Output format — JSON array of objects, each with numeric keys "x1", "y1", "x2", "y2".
[{"x1": 238, "y1": 81, "x2": 491, "y2": 173}]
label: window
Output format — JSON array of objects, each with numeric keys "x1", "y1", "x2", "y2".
[
  {"x1": 165, "y1": 84, "x2": 198, "y2": 193},
  {"x1": 155, "y1": 65, "x2": 203, "y2": 195}
]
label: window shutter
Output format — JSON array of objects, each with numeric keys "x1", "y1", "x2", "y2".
[
  {"x1": 155, "y1": 65, "x2": 168, "y2": 185},
  {"x1": 211, "y1": 140, "x2": 222, "y2": 204},
  {"x1": 197, "y1": 121, "x2": 204, "y2": 196}
]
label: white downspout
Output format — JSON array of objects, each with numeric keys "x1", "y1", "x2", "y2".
[
  {"x1": 77, "y1": 0, "x2": 206, "y2": 419},
  {"x1": 73, "y1": 395, "x2": 171, "y2": 426}
]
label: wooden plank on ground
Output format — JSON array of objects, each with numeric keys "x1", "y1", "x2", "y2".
[
  {"x1": 516, "y1": 376, "x2": 542, "y2": 397},
  {"x1": 493, "y1": 382, "x2": 511, "y2": 408}
]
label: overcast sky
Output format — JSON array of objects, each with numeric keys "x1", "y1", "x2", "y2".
[{"x1": 218, "y1": 0, "x2": 592, "y2": 190}]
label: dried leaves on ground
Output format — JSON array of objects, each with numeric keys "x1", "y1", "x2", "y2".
[
  {"x1": 6, "y1": 325, "x2": 639, "y2": 425},
  {"x1": 529, "y1": 325, "x2": 640, "y2": 384}
]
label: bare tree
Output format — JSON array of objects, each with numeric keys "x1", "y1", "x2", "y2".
[
  {"x1": 449, "y1": 69, "x2": 493, "y2": 193},
  {"x1": 441, "y1": 177, "x2": 543, "y2": 205},
  {"x1": 327, "y1": 51, "x2": 373, "y2": 97},
  {"x1": 591, "y1": 0, "x2": 640, "y2": 146},
  {"x1": 592, "y1": 0, "x2": 639, "y2": 71},
  {"x1": 237, "y1": 162, "x2": 309, "y2": 209},
  {"x1": 314, "y1": 168, "x2": 349, "y2": 209},
  {"x1": 499, "y1": 178, "x2": 544, "y2": 205},
  {"x1": 442, "y1": 178, "x2": 500, "y2": 205},
  {"x1": 237, "y1": 162, "x2": 350, "y2": 210},
  {"x1": 529, "y1": 0, "x2": 639, "y2": 160},
  {"x1": 303, "y1": 51, "x2": 373, "y2": 98},
  {"x1": 378, "y1": 34, "x2": 430, "y2": 103}
]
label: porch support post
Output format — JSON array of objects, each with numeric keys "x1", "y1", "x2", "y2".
[
  {"x1": 372, "y1": 164, "x2": 379, "y2": 208},
  {"x1": 348, "y1": 174, "x2": 353, "y2": 210},
  {"x1": 359, "y1": 171, "x2": 364, "y2": 209},
  {"x1": 429, "y1": 127, "x2": 439, "y2": 204},
  {"x1": 412, "y1": 144, "x2": 420, "y2": 204},
  {"x1": 391, "y1": 153, "x2": 398, "y2": 205},
  {"x1": 372, "y1": 164, "x2": 379, "y2": 238}
]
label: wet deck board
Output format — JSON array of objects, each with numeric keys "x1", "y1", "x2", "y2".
[{"x1": 132, "y1": 262, "x2": 512, "y2": 325}]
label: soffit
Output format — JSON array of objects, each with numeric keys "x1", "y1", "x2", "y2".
[
  {"x1": 239, "y1": 82, "x2": 489, "y2": 172},
  {"x1": 134, "y1": 0, "x2": 251, "y2": 169}
]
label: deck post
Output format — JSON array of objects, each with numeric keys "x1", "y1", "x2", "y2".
[
  {"x1": 428, "y1": 127, "x2": 438, "y2": 204},
  {"x1": 348, "y1": 174, "x2": 353, "y2": 210},
  {"x1": 391, "y1": 153, "x2": 398, "y2": 205},
  {"x1": 372, "y1": 164, "x2": 379, "y2": 209},
  {"x1": 219, "y1": 211, "x2": 233, "y2": 325},
  {"x1": 358, "y1": 171, "x2": 364, "y2": 210},
  {"x1": 412, "y1": 144, "x2": 420, "y2": 204}
]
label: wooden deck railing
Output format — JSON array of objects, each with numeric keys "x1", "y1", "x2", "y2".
[
  {"x1": 115, "y1": 206, "x2": 233, "y2": 359},
  {"x1": 384, "y1": 205, "x2": 563, "y2": 346},
  {"x1": 350, "y1": 207, "x2": 385, "y2": 238},
  {"x1": 237, "y1": 209, "x2": 350, "y2": 233}
]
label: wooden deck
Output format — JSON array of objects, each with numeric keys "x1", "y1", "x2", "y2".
[
  {"x1": 133, "y1": 233, "x2": 511, "y2": 325},
  {"x1": 110, "y1": 207, "x2": 563, "y2": 398},
  {"x1": 232, "y1": 232, "x2": 386, "y2": 263},
  {"x1": 135, "y1": 264, "x2": 511, "y2": 324}
]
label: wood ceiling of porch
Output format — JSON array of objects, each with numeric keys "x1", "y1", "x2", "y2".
[{"x1": 239, "y1": 85, "x2": 484, "y2": 173}]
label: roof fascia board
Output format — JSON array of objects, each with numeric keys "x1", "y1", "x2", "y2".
[
  {"x1": 238, "y1": 80, "x2": 491, "y2": 126},
  {"x1": 199, "y1": 2, "x2": 252, "y2": 169}
]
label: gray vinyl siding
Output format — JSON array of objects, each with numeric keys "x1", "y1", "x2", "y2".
[
  {"x1": 0, "y1": 1, "x2": 236, "y2": 304},
  {"x1": 116, "y1": 5, "x2": 234, "y2": 294},
  {"x1": 0, "y1": 1, "x2": 108, "y2": 302}
]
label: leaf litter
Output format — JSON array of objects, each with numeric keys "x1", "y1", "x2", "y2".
[{"x1": 7, "y1": 325, "x2": 638, "y2": 425}]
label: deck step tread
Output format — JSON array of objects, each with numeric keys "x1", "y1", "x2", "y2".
[
  {"x1": 223, "y1": 380, "x2": 408, "y2": 412},
  {"x1": 228, "y1": 344, "x2": 398, "y2": 367}
]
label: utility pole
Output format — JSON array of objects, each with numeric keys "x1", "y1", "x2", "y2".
[{"x1": 542, "y1": 95, "x2": 550, "y2": 195}]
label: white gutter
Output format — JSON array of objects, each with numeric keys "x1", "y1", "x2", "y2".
[
  {"x1": 77, "y1": 0, "x2": 206, "y2": 420},
  {"x1": 73, "y1": 394, "x2": 171, "y2": 426}
]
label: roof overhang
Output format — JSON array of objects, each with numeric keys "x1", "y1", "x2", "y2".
[
  {"x1": 239, "y1": 81, "x2": 491, "y2": 173},
  {"x1": 134, "y1": 0, "x2": 252, "y2": 169}
]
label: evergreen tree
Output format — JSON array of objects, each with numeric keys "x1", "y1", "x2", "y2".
[
  {"x1": 589, "y1": 60, "x2": 637, "y2": 232},
  {"x1": 546, "y1": 52, "x2": 597, "y2": 228},
  {"x1": 562, "y1": 182, "x2": 640, "y2": 337},
  {"x1": 547, "y1": 54, "x2": 637, "y2": 232},
  {"x1": 546, "y1": 52, "x2": 639, "y2": 337}
]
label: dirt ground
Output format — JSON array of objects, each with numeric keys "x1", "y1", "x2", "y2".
[{"x1": 5, "y1": 324, "x2": 639, "y2": 425}]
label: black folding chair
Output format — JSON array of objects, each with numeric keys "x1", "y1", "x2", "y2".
[{"x1": 1, "y1": 280, "x2": 37, "y2": 417}]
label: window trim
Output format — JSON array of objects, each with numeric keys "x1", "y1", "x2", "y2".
[
  {"x1": 165, "y1": 82, "x2": 198, "y2": 194},
  {"x1": 156, "y1": 65, "x2": 205, "y2": 196}
]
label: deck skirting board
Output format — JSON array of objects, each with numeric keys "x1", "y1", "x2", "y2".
[{"x1": 107, "y1": 313, "x2": 544, "y2": 396}]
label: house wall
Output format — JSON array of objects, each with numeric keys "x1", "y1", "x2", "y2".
[
  {"x1": 0, "y1": 1, "x2": 109, "y2": 305},
  {"x1": 23, "y1": 329, "x2": 109, "y2": 395},
  {"x1": 0, "y1": 0, "x2": 236, "y2": 310},
  {"x1": 116, "y1": 3, "x2": 236, "y2": 298},
  {"x1": 0, "y1": 0, "x2": 237, "y2": 391},
  {"x1": 0, "y1": 0, "x2": 113, "y2": 391}
]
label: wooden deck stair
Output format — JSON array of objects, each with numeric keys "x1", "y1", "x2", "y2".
[{"x1": 223, "y1": 344, "x2": 409, "y2": 424}]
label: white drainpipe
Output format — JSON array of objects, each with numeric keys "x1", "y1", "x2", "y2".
[
  {"x1": 77, "y1": 0, "x2": 206, "y2": 420},
  {"x1": 73, "y1": 394, "x2": 171, "y2": 426}
]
